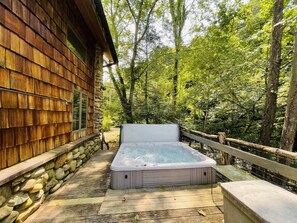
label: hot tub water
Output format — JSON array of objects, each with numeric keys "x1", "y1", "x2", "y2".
[
  {"x1": 119, "y1": 143, "x2": 204, "y2": 164},
  {"x1": 112, "y1": 142, "x2": 215, "y2": 170}
]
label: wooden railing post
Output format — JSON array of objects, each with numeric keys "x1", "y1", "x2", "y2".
[
  {"x1": 200, "y1": 142, "x2": 204, "y2": 150},
  {"x1": 218, "y1": 132, "x2": 229, "y2": 165}
]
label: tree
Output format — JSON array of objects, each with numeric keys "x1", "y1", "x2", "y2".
[
  {"x1": 175, "y1": 0, "x2": 272, "y2": 141},
  {"x1": 102, "y1": 0, "x2": 296, "y2": 147},
  {"x1": 143, "y1": 30, "x2": 160, "y2": 123},
  {"x1": 168, "y1": 0, "x2": 188, "y2": 107},
  {"x1": 104, "y1": 0, "x2": 159, "y2": 123},
  {"x1": 259, "y1": 0, "x2": 284, "y2": 145},
  {"x1": 280, "y1": 23, "x2": 297, "y2": 151}
]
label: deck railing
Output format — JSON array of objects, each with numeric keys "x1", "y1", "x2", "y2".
[{"x1": 181, "y1": 127, "x2": 297, "y2": 193}]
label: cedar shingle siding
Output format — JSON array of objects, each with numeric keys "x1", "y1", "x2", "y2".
[{"x1": 0, "y1": 0, "x2": 99, "y2": 169}]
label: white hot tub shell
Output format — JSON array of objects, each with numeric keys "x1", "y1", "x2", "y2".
[{"x1": 111, "y1": 124, "x2": 216, "y2": 189}]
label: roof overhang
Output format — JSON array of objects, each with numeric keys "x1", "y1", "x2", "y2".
[{"x1": 74, "y1": 0, "x2": 118, "y2": 65}]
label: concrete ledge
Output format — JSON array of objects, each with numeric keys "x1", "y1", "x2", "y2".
[
  {"x1": 221, "y1": 180, "x2": 297, "y2": 223},
  {"x1": 0, "y1": 134, "x2": 97, "y2": 186}
]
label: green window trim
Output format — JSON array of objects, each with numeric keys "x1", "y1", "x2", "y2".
[{"x1": 72, "y1": 90, "x2": 88, "y2": 131}]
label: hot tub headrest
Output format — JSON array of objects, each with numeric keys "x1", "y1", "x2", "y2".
[{"x1": 120, "y1": 124, "x2": 180, "y2": 144}]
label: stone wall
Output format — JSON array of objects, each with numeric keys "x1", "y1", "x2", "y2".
[
  {"x1": 0, "y1": 136, "x2": 101, "y2": 223},
  {"x1": 94, "y1": 45, "x2": 104, "y2": 134}
]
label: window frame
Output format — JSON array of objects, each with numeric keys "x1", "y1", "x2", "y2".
[
  {"x1": 72, "y1": 89, "x2": 88, "y2": 132},
  {"x1": 66, "y1": 26, "x2": 88, "y2": 63}
]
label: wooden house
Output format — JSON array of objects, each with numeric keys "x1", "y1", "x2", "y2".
[{"x1": 0, "y1": 0, "x2": 118, "y2": 170}]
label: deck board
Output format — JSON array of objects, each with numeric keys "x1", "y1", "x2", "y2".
[
  {"x1": 98, "y1": 207, "x2": 224, "y2": 223},
  {"x1": 213, "y1": 165, "x2": 258, "y2": 181},
  {"x1": 99, "y1": 185, "x2": 223, "y2": 215},
  {"x1": 104, "y1": 184, "x2": 222, "y2": 200}
]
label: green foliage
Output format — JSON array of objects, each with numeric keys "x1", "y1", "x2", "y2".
[
  {"x1": 103, "y1": 0, "x2": 296, "y2": 145},
  {"x1": 102, "y1": 115, "x2": 112, "y2": 131},
  {"x1": 102, "y1": 82, "x2": 123, "y2": 128}
]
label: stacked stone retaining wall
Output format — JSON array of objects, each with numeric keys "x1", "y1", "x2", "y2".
[{"x1": 0, "y1": 135, "x2": 101, "y2": 223}]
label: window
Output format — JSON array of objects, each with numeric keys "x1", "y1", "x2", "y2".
[
  {"x1": 72, "y1": 90, "x2": 88, "y2": 131},
  {"x1": 67, "y1": 27, "x2": 87, "y2": 62}
]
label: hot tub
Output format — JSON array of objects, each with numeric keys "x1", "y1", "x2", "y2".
[{"x1": 111, "y1": 124, "x2": 216, "y2": 189}]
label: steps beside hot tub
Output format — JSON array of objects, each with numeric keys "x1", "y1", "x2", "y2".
[{"x1": 221, "y1": 180, "x2": 297, "y2": 223}]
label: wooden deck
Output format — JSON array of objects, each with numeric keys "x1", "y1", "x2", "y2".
[
  {"x1": 25, "y1": 139, "x2": 224, "y2": 223},
  {"x1": 100, "y1": 184, "x2": 223, "y2": 214},
  {"x1": 99, "y1": 185, "x2": 223, "y2": 222}
]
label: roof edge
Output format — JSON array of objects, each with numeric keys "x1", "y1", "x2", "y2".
[{"x1": 94, "y1": 0, "x2": 118, "y2": 65}]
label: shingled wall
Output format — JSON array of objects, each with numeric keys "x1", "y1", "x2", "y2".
[{"x1": 0, "y1": 0, "x2": 101, "y2": 169}]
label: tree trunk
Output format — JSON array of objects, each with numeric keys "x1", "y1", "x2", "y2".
[
  {"x1": 173, "y1": 56, "x2": 179, "y2": 107},
  {"x1": 145, "y1": 70, "x2": 149, "y2": 124},
  {"x1": 105, "y1": 0, "x2": 158, "y2": 124},
  {"x1": 293, "y1": 132, "x2": 297, "y2": 152},
  {"x1": 259, "y1": 0, "x2": 284, "y2": 145},
  {"x1": 107, "y1": 65, "x2": 133, "y2": 123},
  {"x1": 169, "y1": 0, "x2": 186, "y2": 109},
  {"x1": 280, "y1": 25, "x2": 297, "y2": 151},
  {"x1": 123, "y1": 102, "x2": 134, "y2": 123}
]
